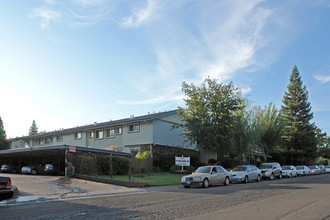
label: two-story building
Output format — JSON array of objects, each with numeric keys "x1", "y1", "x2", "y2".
[{"x1": 9, "y1": 110, "x2": 194, "y2": 153}]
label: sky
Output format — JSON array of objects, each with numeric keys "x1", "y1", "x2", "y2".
[{"x1": 0, "y1": 0, "x2": 330, "y2": 139}]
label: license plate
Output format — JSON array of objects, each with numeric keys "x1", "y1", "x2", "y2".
[{"x1": 187, "y1": 181, "x2": 191, "y2": 184}]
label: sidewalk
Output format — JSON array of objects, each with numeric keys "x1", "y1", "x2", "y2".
[{"x1": 0, "y1": 173, "x2": 147, "y2": 205}]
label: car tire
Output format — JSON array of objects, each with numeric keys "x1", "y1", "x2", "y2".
[
  {"x1": 243, "y1": 176, "x2": 248, "y2": 184},
  {"x1": 289, "y1": 173, "x2": 292, "y2": 178},
  {"x1": 184, "y1": 186, "x2": 190, "y2": 188},
  {"x1": 257, "y1": 175, "x2": 261, "y2": 182},
  {"x1": 224, "y1": 177, "x2": 230, "y2": 186},
  {"x1": 269, "y1": 173, "x2": 275, "y2": 180},
  {"x1": 278, "y1": 172, "x2": 282, "y2": 179},
  {"x1": 202, "y1": 178, "x2": 209, "y2": 188},
  {"x1": 31, "y1": 169, "x2": 37, "y2": 175}
]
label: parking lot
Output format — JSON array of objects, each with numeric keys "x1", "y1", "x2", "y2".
[{"x1": 0, "y1": 173, "x2": 147, "y2": 205}]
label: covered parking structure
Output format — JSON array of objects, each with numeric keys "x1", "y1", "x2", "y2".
[{"x1": 0, "y1": 145, "x2": 131, "y2": 176}]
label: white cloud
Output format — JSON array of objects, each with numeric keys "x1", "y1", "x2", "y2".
[
  {"x1": 30, "y1": 8, "x2": 61, "y2": 29},
  {"x1": 314, "y1": 75, "x2": 330, "y2": 84},
  {"x1": 121, "y1": 0, "x2": 158, "y2": 28}
]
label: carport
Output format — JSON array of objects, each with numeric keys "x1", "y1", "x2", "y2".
[{"x1": 0, "y1": 145, "x2": 131, "y2": 176}]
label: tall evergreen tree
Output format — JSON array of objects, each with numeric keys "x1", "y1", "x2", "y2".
[
  {"x1": 281, "y1": 65, "x2": 317, "y2": 163},
  {"x1": 29, "y1": 120, "x2": 38, "y2": 136},
  {"x1": 0, "y1": 117, "x2": 8, "y2": 150}
]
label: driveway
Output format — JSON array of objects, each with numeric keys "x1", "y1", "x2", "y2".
[{"x1": 0, "y1": 173, "x2": 146, "y2": 205}]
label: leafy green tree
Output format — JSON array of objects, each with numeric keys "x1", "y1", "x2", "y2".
[
  {"x1": 280, "y1": 65, "x2": 317, "y2": 163},
  {"x1": 315, "y1": 128, "x2": 330, "y2": 159},
  {"x1": 0, "y1": 117, "x2": 8, "y2": 150},
  {"x1": 135, "y1": 151, "x2": 152, "y2": 172},
  {"x1": 178, "y1": 78, "x2": 243, "y2": 160},
  {"x1": 229, "y1": 98, "x2": 253, "y2": 164},
  {"x1": 252, "y1": 103, "x2": 284, "y2": 161},
  {"x1": 29, "y1": 120, "x2": 38, "y2": 136}
]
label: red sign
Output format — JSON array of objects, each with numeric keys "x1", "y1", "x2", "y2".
[{"x1": 69, "y1": 146, "x2": 76, "y2": 152}]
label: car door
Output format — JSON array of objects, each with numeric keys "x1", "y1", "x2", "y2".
[
  {"x1": 248, "y1": 166, "x2": 257, "y2": 180},
  {"x1": 209, "y1": 167, "x2": 220, "y2": 185},
  {"x1": 217, "y1": 166, "x2": 227, "y2": 183}
]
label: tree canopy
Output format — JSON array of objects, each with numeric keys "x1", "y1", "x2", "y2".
[
  {"x1": 0, "y1": 117, "x2": 8, "y2": 150},
  {"x1": 29, "y1": 120, "x2": 38, "y2": 136},
  {"x1": 178, "y1": 78, "x2": 243, "y2": 159}
]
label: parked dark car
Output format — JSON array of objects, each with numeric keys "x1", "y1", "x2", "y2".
[{"x1": 0, "y1": 176, "x2": 19, "y2": 201}]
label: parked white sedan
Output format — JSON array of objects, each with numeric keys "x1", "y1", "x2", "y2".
[
  {"x1": 325, "y1": 165, "x2": 330, "y2": 173},
  {"x1": 296, "y1": 165, "x2": 310, "y2": 176},
  {"x1": 231, "y1": 165, "x2": 262, "y2": 183},
  {"x1": 282, "y1": 165, "x2": 297, "y2": 178}
]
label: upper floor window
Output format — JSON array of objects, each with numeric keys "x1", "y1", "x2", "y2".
[
  {"x1": 45, "y1": 137, "x2": 53, "y2": 144},
  {"x1": 56, "y1": 135, "x2": 63, "y2": 142},
  {"x1": 74, "y1": 132, "x2": 82, "y2": 139},
  {"x1": 116, "y1": 126, "x2": 122, "y2": 135},
  {"x1": 128, "y1": 123, "x2": 140, "y2": 133},
  {"x1": 89, "y1": 131, "x2": 94, "y2": 138},
  {"x1": 39, "y1": 139, "x2": 44, "y2": 145},
  {"x1": 95, "y1": 130, "x2": 104, "y2": 139},
  {"x1": 106, "y1": 128, "x2": 115, "y2": 138}
]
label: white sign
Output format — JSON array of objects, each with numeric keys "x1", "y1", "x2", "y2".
[{"x1": 175, "y1": 156, "x2": 190, "y2": 166}]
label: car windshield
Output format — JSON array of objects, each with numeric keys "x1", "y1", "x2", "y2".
[
  {"x1": 194, "y1": 167, "x2": 211, "y2": 173},
  {"x1": 308, "y1": 166, "x2": 317, "y2": 169},
  {"x1": 259, "y1": 164, "x2": 272, "y2": 169},
  {"x1": 282, "y1": 166, "x2": 291, "y2": 170},
  {"x1": 233, "y1": 166, "x2": 247, "y2": 171},
  {"x1": 296, "y1": 166, "x2": 304, "y2": 170}
]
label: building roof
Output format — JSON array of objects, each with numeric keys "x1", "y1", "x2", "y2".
[{"x1": 9, "y1": 110, "x2": 178, "y2": 141}]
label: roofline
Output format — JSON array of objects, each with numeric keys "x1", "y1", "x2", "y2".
[
  {"x1": 9, "y1": 110, "x2": 178, "y2": 141},
  {"x1": 0, "y1": 145, "x2": 131, "y2": 157}
]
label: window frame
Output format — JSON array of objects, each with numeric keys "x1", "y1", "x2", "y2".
[
  {"x1": 128, "y1": 123, "x2": 140, "y2": 133},
  {"x1": 116, "y1": 126, "x2": 122, "y2": 135},
  {"x1": 106, "y1": 128, "x2": 115, "y2": 139},
  {"x1": 74, "y1": 132, "x2": 82, "y2": 140},
  {"x1": 56, "y1": 135, "x2": 63, "y2": 142},
  {"x1": 95, "y1": 129, "x2": 104, "y2": 139}
]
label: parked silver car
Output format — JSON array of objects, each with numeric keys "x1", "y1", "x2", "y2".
[
  {"x1": 231, "y1": 165, "x2": 261, "y2": 183},
  {"x1": 325, "y1": 165, "x2": 330, "y2": 173},
  {"x1": 295, "y1": 165, "x2": 310, "y2": 176},
  {"x1": 181, "y1": 166, "x2": 232, "y2": 188},
  {"x1": 308, "y1": 165, "x2": 321, "y2": 175},
  {"x1": 282, "y1": 165, "x2": 297, "y2": 178},
  {"x1": 259, "y1": 162, "x2": 282, "y2": 180},
  {"x1": 21, "y1": 164, "x2": 43, "y2": 175},
  {"x1": 318, "y1": 165, "x2": 326, "y2": 174}
]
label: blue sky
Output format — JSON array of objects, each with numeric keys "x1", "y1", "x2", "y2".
[{"x1": 1, "y1": 0, "x2": 330, "y2": 138}]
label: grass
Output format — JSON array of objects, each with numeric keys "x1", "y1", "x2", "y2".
[{"x1": 98, "y1": 172, "x2": 186, "y2": 186}]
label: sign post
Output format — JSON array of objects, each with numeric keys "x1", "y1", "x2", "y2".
[{"x1": 175, "y1": 155, "x2": 190, "y2": 170}]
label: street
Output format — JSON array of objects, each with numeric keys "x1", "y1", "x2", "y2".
[{"x1": 1, "y1": 174, "x2": 330, "y2": 220}]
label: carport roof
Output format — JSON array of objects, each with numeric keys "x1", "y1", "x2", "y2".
[{"x1": 0, "y1": 145, "x2": 131, "y2": 157}]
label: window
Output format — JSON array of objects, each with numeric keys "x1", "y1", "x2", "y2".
[
  {"x1": 95, "y1": 130, "x2": 104, "y2": 139},
  {"x1": 116, "y1": 126, "x2": 122, "y2": 135},
  {"x1": 128, "y1": 123, "x2": 139, "y2": 132},
  {"x1": 56, "y1": 135, "x2": 63, "y2": 142},
  {"x1": 106, "y1": 128, "x2": 115, "y2": 138},
  {"x1": 45, "y1": 138, "x2": 53, "y2": 144},
  {"x1": 34, "y1": 139, "x2": 38, "y2": 145},
  {"x1": 74, "y1": 132, "x2": 82, "y2": 139},
  {"x1": 89, "y1": 131, "x2": 94, "y2": 138},
  {"x1": 39, "y1": 139, "x2": 44, "y2": 145}
]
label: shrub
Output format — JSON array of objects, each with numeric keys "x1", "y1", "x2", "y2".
[{"x1": 208, "y1": 158, "x2": 217, "y2": 165}]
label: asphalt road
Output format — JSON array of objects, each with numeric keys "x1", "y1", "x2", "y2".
[{"x1": 1, "y1": 174, "x2": 330, "y2": 220}]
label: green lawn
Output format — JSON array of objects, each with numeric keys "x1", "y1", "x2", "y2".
[{"x1": 98, "y1": 172, "x2": 186, "y2": 186}]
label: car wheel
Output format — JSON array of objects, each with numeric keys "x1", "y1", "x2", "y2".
[
  {"x1": 278, "y1": 172, "x2": 282, "y2": 179},
  {"x1": 31, "y1": 169, "x2": 37, "y2": 175},
  {"x1": 202, "y1": 178, "x2": 209, "y2": 188},
  {"x1": 289, "y1": 173, "x2": 292, "y2": 178},
  {"x1": 224, "y1": 177, "x2": 230, "y2": 186},
  {"x1": 257, "y1": 175, "x2": 261, "y2": 182},
  {"x1": 243, "y1": 176, "x2": 248, "y2": 184},
  {"x1": 184, "y1": 186, "x2": 190, "y2": 188},
  {"x1": 269, "y1": 173, "x2": 275, "y2": 180}
]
